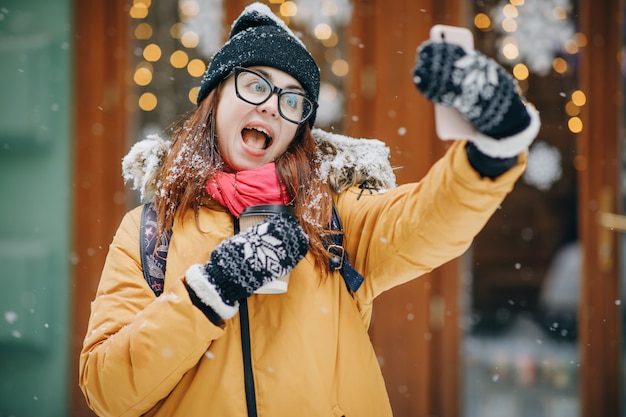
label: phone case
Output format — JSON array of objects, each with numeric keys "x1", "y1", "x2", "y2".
[{"x1": 429, "y1": 25, "x2": 476, "y2": 140}]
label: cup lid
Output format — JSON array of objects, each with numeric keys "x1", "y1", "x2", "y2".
[{"x1": 239, "y1": 204, "x2": 294, "y2": 217}]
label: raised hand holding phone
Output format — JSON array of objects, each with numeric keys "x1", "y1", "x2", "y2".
[
  {"x1": 429, "y1": 25, "x2": 477, "y2": 140},
  {"x1": 413, "y1": 25, "x2": 540, "y2": 158}
]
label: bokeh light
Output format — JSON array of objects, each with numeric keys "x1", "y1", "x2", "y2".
[
  {"x1": 513, "y1": 63, "x2": 529, "y2": 80},
  {"x1": 552, "y1": 57, "x2": 568, "y2": 74},
  {"x1": 139, "y1": 92, "x2": 157, "y2": 111},
  {"x1": 134, "y1": 23, "x2": 153, "y2": 40},
  {"x1": 315, "y1": 23, "x2": 333, "y2": 40},
  {"x1": 143, "y1": 44, "x2": 161, "y2": 62},
  {"x1": 571, "y1": 90, "x2": 587, "y2": 107},
  {"x1": 568, "y1": 116, "x2": 583, "y2": 133},
  {"x1": 474, "y1": 13, "x2": 491, "y2": 31},
  {"x1": 133, "y1": 64, "x2": 153, "y2": 86},
  {"x1": 187, "y1": 59, "x2": 206, "y2": 77},
  {"x1": 170, "y1": 50, "x2": 189, "y2": 68}
]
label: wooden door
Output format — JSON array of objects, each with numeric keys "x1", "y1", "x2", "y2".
[
  {"x1": 577, "y1": 0, "x2": 622, "y2": 415},
  {"x1": 71, "y1": 0, "x2": 129, "y2": 415}
]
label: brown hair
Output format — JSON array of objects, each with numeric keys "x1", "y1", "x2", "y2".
[{"x1": 154, "y1": 84, "x2": 335, "y2": 273}]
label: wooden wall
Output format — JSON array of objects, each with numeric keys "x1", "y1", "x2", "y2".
[{"x1": 71, "y1": 0, "x2": 129, "y2": 415}]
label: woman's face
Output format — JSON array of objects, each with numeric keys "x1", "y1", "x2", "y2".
[{"x1": 215, "y1": 66, "x2": 302, "y2": 172}]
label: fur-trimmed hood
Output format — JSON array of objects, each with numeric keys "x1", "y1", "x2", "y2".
[{"x1": 121, "y1": 128, "x2": 397, "y2": 203}]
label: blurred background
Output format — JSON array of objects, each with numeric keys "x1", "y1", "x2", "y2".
[{"x1": 0, "y1": 0, "x2": 622, "y2": 416}]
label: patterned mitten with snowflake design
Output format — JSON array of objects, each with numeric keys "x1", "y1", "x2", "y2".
[
  {"x1": 413, "y1": 40, "x2": 540, "y2": 158},
  {"x1": 185, "y1": 212, "x2": 308, "y2": 319}
]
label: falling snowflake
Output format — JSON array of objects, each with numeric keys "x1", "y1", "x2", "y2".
[
  {"x1": 491, "y1": 0, "x2": 575, "y2": 75},
  {"x1": 4, "y1": 311, "x2": 18, "y2": 324},
  {"x1": 523, "y1": 141, "x2": 562, "y2": 191}
]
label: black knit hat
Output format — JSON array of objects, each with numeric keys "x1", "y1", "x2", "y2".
[{"x1": 197, "y1": 2, "x2": 321, "y2": 126}]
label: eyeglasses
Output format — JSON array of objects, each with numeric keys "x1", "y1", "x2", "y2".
[{"x1": 232, "y1": 67, "x2": 317, "y2": 125}]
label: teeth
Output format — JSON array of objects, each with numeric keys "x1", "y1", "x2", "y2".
[
  {"x1": 251, "y1": 126, "x2": 270, "y2": 136},
  {"x1": 242, "y1": 126, "x2": 272, "y2": 150}
]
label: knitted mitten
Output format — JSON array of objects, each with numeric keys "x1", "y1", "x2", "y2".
[
  {"x1": 186, "y1": 212, "x2": 308, "y2": 319},
  {"x1": 413, "y1": 40, "x2": 540, "y2": 158}
]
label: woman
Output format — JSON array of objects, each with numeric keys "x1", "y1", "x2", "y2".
[{"x1": 79, "y1": 3, "x2": 540, "y2": 416}]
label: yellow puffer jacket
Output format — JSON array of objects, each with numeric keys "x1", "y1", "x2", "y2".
[{"x1": 79, "y1": 141, "x2": 526, "y2": 417}]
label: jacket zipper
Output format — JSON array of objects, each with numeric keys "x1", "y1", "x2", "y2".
[{"x1": 240, "y1": 299, "x2": 257, "y2": 417}]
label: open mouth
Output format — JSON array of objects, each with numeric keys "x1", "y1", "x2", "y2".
[{"x1": 242, "y1": 127, "x2": 272, "y2": 150}]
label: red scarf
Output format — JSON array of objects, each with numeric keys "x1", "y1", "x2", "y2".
[{"x1": 205, "y1": 163, "x2": 290, "y2": 217}]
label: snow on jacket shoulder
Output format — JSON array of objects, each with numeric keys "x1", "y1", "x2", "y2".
[
  {"x1": 338, "y1": 140, "x2": 526, "y2": 326},
  {"x1": 79, "y1": 139, "x2": 525, "y2": 417}
]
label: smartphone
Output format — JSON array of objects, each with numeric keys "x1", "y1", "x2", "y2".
[{"x1": 429, "y1": 25, "x2": 476, "y2": 140}]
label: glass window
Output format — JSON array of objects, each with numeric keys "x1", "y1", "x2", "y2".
[
  {"x1": 463, "y1": 1, "x2": 581, "y2": 416},
  {"x1": 128, "y1": 0, "x2": 350, "y2": 141}
]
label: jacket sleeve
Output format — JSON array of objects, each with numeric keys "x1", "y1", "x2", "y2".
[
  {"x1": 336, "y1": 140, "x2": 526, "y2": 304},
  {"x1": 78, "y1": 207, "x2": 225, "y2": 417}
]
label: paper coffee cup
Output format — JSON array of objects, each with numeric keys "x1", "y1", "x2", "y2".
[{"x1": 239, "y1": 204, "x2": 295, "y2": 294}]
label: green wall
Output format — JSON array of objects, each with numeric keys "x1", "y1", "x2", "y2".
[{"x1": 0, "y1": 0, "x2": 73, "y2": 415}]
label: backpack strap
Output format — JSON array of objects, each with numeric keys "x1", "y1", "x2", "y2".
[
  {"x1": 139, "y1": 203, "x2": 170, "y2": 296},
  {"x1": 328, "y1": 204, "x2": 364, "y2": 292},
  {"x1": 139, "y1": 202, "x2": 363, "y2": 296}
]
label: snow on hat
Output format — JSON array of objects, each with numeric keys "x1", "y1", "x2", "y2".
[{"x1": 196, "y1": 2, "x2": 321, "y2": 126}]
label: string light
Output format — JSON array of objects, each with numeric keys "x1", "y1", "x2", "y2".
[
  {"x1": 130, "y1": 3, "x2": 149, "y2": 19},
  {"x1": 564, "y1": 39, "x2": 578, "y2": 54},
  {"x1": 188, "y1": 87, "x2": 199, "y2": 104},
  {"x1": 575, "y1": 32, "x2": 588, "y2": 47},
  {"x1": 170, "y1": 50, "x2": 189, "y2": 69},
  {"x1": 331, "y1": 59, "x2": 349, "y2": 77},
  {"x1": 571, "y1": 90, "x2": 586, "y2": 106},
  {"x1": 130, "y1": 0, "x2": 350, "y2": 122},
  {"x1": 502, "y1": 18, "x2": 517, "y2": 32},
  {"x1": 573, "y1": 155, "x2": 587, "y2": 171},
  {"x1": 138, "y1": 92, "x2": 157, "y2": 111},
  {"x1": 314, "y1": 23, "x2": 333, "y2": 40},
  {"x1": 280, "y1": 1, "x2": 298, "y2": 16},
  {"x1": 288, "y1": 0, "x2": 352, "y2": 126},
  {"x1": 181, "y1": 31, "x2": 200, "y2": 48},
  {"x1": 492, "y1": 0, "x2": 576, "y2": 76},
  {"x1": 502, "y1": 4, "x2": 518, "y2": 18},
  {"x1": 552, "y1": 57, "x2": 568, "y2": 73},
  {"x1": 133, "y1": 64, "x2": 153, "y2": 86},
  {"x1": 568, "y1": 117, "x2": 583, "y2": 133},
  {"x1": 565, "y1": 90, "x2": 585, "y2": 133},
  {"x1": 143, "y1": 44, "x2": 162, "y2": 62},
  {"x1": 552, "y1": 6, "x2": 567, "y2": 20},
  {"x1": 135, "y1": 23, "x2": 153, "y2": 40},
  {"x1": 179, "y1": 0, "x2": 200, "y2": 18},
  {"x1": 474, "y1": 13, "x2": 491, "y2": 31},
  {"x1": 565, "y1": 101, "x2": 579, "y2": 116},
  {"x1": 502, "y1": 38, "x2": 520, "y2": 60},
  {"x1": 322, "y1": 32, "x2": 339, "y2": 47},
  {"x1": 187, "y1": 58, "x2": 206, "y2": 77},
  {"x1": 170, "y1": 22, "x2": 184, "y2": 39},
  {"x1": 130, "y1": 0, "x2": 213, "y2": 112},
  {"x1": 512, "y1": 63, "x2": 529, "y2": 80}
]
